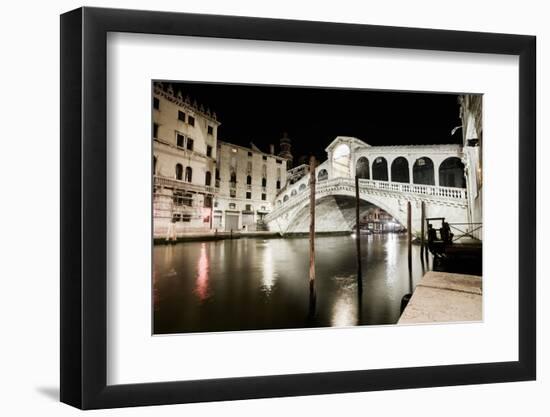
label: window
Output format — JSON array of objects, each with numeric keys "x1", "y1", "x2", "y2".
[
  {"x1": 188, "y1": 115, "x2": 195, "y2": 126},
  {"x1": 261, "y1": 206, "x2": 266, "y2": 211},
  {"x1": 262, "y1": 155, "x2": 267, "y2": 161},
  {"x1": 173, "y1": 191, "x2": 192, "y2": 206},
  {"x1": 248, "y1": 151, "x2": 253, "y2": 157},
  {"x1": 208, "y1": 125, "x2": 214, "y2": 135},
  {"x1": 181, "y1": 214, "x2": 192, "y2": 222},
  {"x1": 204, "y1": 196, "x2": 212, "y2": 208},
  {"x1": 245, "y1": 204, "x2": 252, "y2": 211},
  {"x1": 261, "y1": 193, "x2": 266, "y2": 201},
  {"x1": 205, "y1": 171, "x2": 212, "y2": 186},
  {"x1": 276, "y1": 159, "x2": 282, "y2": 164},
  {"x1": 230, "y1": 189, "x2": 236, "y2": 198},
  {"x1": 153, "y1": 123, "x2": 159, "y2": 138},
  {"x1": 153, "y1": 97, "x2": 159, "y2": 110},
  {"x1": 246, "y1": 192, "x2": 251, "y2": 199},
  {"x1": 229, "y1": 203, "x2": 236, "y2": 209},
  {"x1": 276, "y1": 180, "x2": 281, "y2": 189},
  {"x1": 230, "y1": 172, "x2": 237, "y2": 184},
  {"x1": 185, "y1": 166, "x2": 192, "y2": 182},
  {"x1": 186, "y1": 138, "x2": 194, "y2": 151},
  {"x1": 262, "y1": 178, "x2": 267, "y2": 187},
  {"x1": 178, "y1": 110, "x2": 185, "y2": 122},
  {"x1": 176, "y1": 133, "x2": 184, "y2": 148},
  {"x1": 175, "y1": 163, "x2": 183, "y2": 180},
  {"x1": 246, "y1": 175, "x2": 252, "y2": 185},
  {"x1": 206, "y1": 145, "x2": 212, "y2": 157}
]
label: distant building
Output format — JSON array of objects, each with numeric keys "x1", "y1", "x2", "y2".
[
  {"x1": 362, "y1": 207, "x2": 401, "y2": 233},
  {"x1": 278, "y1": 132, "x2": 293, "y2": 169},
  {"x1": 214, "y1": 141, "x2": 288, "y2": 231},
  {"x1": 152, "y1": 82, "x2": 289, "y2": 239}
]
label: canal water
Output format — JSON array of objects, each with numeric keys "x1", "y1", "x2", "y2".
[{"x1": 153, "y1": 234, "x2": 429, "y2": 334}]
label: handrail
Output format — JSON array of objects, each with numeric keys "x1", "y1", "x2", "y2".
[{"x1": 267, "y1": 177, "x2": 467, "y2": 222}]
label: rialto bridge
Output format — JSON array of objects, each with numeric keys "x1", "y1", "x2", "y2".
[{"x1": 265, "y1": 136, "x2": 481, "y2": 237}]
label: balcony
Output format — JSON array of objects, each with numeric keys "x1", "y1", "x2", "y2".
[{"x1": 154, "y1": 175, "x2": 216, "y2": 194}]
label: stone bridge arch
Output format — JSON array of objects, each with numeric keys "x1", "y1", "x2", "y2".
[
  {"x1": 266, "y1": 178, "x2": 469, "y2": 236},
  {"x1": 282, "y1": 192, "x2": 407, "y2": 234}
]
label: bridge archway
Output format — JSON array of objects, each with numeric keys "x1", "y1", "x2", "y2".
[
  {"x1": 372, "y1": 157, "x2": 389, "y2": 181},
  {"x1": 391, "y1": 157, "x2": 409, "y2": 183},
  {"x1": 356, "y1": 157, "x2": 370, "y2": 179},
  {"x1": 281, "y1": 189, "x2": 406, "y2": 234},
  {"x1": 439, "y1": 157, "x2": 466, "y2": 188},
  {"x1": 332, "y1": 143, "x2": 351, "y2": 178},
  {"x1": 413, "y1": 157, "x2": 435, "y2": 185}
]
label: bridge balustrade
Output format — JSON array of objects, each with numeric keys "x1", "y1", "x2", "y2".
[{"x1": 267, "y1": 176, "x2": 467, "y2": 222}]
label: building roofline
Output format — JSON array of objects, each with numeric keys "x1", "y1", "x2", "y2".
[
  {"x1": 153, "y1": 82, "x2": 221, "y2": 125},
  {"x1": 217, "y1": 140, "x2": 290, "y2": 161}
]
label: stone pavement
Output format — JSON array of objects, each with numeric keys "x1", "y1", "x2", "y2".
[{"x1": 398, "y1": 271, "x2": 482, "y2": 324}]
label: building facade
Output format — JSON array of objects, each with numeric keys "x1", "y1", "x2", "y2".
[
  {"x1": 152, "y1": 82, "x2": 289, "y2": 239},
  {"x1": 214, "y1": 141, "x2": 288, "y2": 231},
  {"x1": 152, "y1": 82, "x2": 221, "y2": 238}
]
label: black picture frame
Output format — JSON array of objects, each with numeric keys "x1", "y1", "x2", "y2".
[{"x1": 60, "y1": 6, "x2": 536, "y2": 410}]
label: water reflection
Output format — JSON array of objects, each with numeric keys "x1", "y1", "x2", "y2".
[
  {"x1": 330, "y1": 274, "x2": 358, "y2": 327},
  {"x1": 153, "y1": 234, "x2": 428, "y2": 334},
  {"x1": 261, "y1": 241, "x2": 277, "y2": 295},
  {"x1": 194, "y1": 243, "x2": 210, "y2": 301}
]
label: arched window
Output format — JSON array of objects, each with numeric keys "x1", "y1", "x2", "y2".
[
  {"x1": 372, "y1": 157, "x2": 388, "y2": 181},
  {"x1": 185, "y1": 166, "x2": 193, "y2": 182},
  {"x1": 391, "y1": 157, "x2": 409, "y2": 183},
  {"x1": 262, "y1": 177, "x2": 267, "y2": 187},
  {"x1": 230, "y1": 171, "x2": 237, "y2": 184},
  {"x1": 413, "y1": 157, "x2": 435, "y2": 185},
  {"x1": 332, "y1": 144, "x2": 351, "y2": 178},
  {"x1": 276, "y1": 180, "x2": 281, "y2": 189},
  {"x1": 291, "y1": 189, "x2": 297, "y2": 196},
  {"x1": 317, "y1": 169, "x2": 328, "y2": 181},
  {"x1": 246, "y1": 175, "x2": 252, "y2": 185},
  {"x1": 439, "y1": 157, "x2": 466, "y2": 188},
  {"x1": 175, "y1": 163, "x2": 183, "y2": 180},
  {"x1": 283, "y1": 195, "x2": 289, "y2": 202},
  {"x1": 205, "y1": 171, "x2": 212, "y2": 186},
  {"x1": 356, "y1": 157, "x2": 369, "y2": 179},
  {"x1": 299, "y1": 183, "x2": 306, "y2": 191}
]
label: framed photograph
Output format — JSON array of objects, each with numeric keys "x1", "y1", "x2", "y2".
[{"x1": 60, "y1": 7, "x2": 536, "y2": 409}]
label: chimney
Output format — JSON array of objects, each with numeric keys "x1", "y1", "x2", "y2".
[{"x1": 269, "y1": 144, "x2": 275, "y2": 155}]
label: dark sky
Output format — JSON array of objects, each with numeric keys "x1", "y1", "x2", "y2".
[{"x1": 166, "y1": 81, "x2": 463, "y2": 162}]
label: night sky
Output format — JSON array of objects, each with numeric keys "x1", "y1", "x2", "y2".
[{"x1": 165, "y1": 81, "x2": 463, "y2": 163}]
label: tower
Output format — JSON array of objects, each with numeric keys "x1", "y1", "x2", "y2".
[{"x1": 278, "y1": 131, "x2": 293, "y2": 169}]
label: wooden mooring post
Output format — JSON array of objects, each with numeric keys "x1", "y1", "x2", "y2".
[
  {"x1": 407, "y1": 201, "x2": 412, "y2": 272},
  {"x1": 309, "y1": 156, "x2": 316, "y2": 296},
  {"x1": 355, "y1": 175, "x2": 363, "y2": 294},
  {"x1": 420, "y1": 202, "x2": 426, "y2": 263}
]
